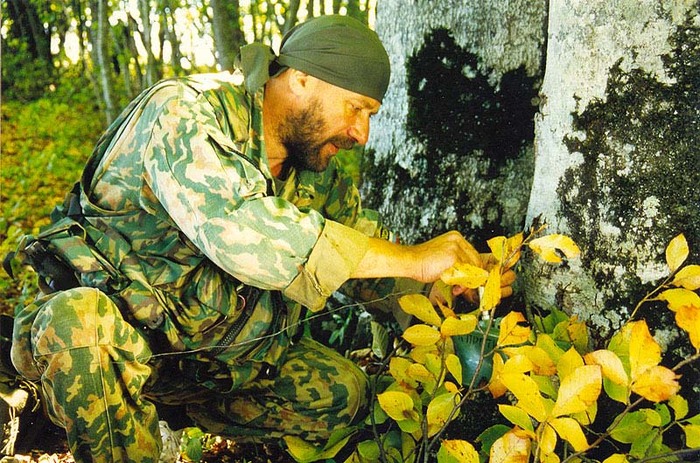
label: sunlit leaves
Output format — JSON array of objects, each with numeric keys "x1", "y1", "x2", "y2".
[
  {"x1": 498, "y1": 312, "x2": 531, "y2": 347},
  {"x1": 441, "y1": 315, "x2": 478, "y2": 337},
  {"x1": 675, "y1": 304, "x2": 700, "y2": 351},
  {"x1": 377, "y1": 391, "x2": 418, "y2": 423},
  {"x1": 403, "y1": 324, "x2": 441, "y2": 346},
  {"x1": 584, "y1": 350, "x2": 629, "y2": 386},
  {"x1": 487, "y1": 233, "x2": 523, "y2": 270},
  {"x1": 528, "y1": 234, "x2": 580, "y2": 264},
  {"x1": 427, "y1": 392, "x2": 459, "y2": 437},
  {"x1": 551, "y1": 365, "x2": 602, "y2": 417},
  {"x1": 671, "y1": 264, "x2": 700, "y2": 289},
  {"x1": 500, "y1": 373, "x2": 548, "y2": 422},
  {"x1": 441, "y1": 263, "x2": 489, "y2": 289},
  {"x1": 656, "y1": 288, "x2": 700, "y2": 312},
  {"x1": 665, "y1": 233, "x2": 689, "y2": 273},
  {"x1": 550, "y1": 417, "x2": 589, "y2": 451},
  {"x1": 490, "y1": 429, "x2": 531, "y2": 463},
  {"x1": 480, "y1": 266, "x2": 502, "y2": 312},
  {"x1": 437, "y1": 439, "x2": 479, "y2": 463},
  {"x1": 632, "y1": 366, "x2": 680, "y2": 402},
  {"x1": 399, "y1": 294, "x2": 442, "y2": 326}
]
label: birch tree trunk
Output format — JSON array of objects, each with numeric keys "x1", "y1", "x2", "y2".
[
  {"x1": 89, "y1": 0, "x2": 117, "y2": 123},
  {"x1": 366, "y1": 0, "x2": 547, "y2": 246},
  {"x1": 210, "y1": 0, "x2": 244, "y2": 71},
  {"x1": 522, "y1": 0, "x2": 699, "y2": 402}
]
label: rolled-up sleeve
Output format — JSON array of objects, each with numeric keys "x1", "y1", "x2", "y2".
[{"x1": 285, "y1": 220, "x2": 370, "y2": 311}]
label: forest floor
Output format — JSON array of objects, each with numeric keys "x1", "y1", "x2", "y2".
[{"x1": 3, "y1": 419, "x2": 291, "y2": 463}]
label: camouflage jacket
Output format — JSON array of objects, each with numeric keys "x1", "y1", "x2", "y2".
[{"x1": 35, "y1": 72, "x2": 422, "y2": 369}]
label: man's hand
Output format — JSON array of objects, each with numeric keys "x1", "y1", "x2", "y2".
[
  {"x1": 351, "y1": 231, "x2": 481, "y2": 282},
  {"x1": 430, "y1": 252, "x2": 517, "y2": 306}
]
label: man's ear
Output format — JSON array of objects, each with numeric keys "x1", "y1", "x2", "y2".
[{"x1": 287, "y1": 69, "x2": 314, "y2": 97}]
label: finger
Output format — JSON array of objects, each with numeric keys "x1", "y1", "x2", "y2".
[
  {"x1": 500, "y1": 286, "x2": 513, "y2": 299},
  {"x1": 501, "y1": 270, "x2": 516, "y2": 286}
]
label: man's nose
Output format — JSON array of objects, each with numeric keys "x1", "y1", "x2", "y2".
[{"x1": 348, "y1": 114, "x2": 370, "y2": 145}]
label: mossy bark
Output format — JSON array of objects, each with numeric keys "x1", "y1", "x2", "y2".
[{"x1": 365, "y1": 0, "x2": 547, "y2": 247}]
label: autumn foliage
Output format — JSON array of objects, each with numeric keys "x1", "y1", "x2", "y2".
[{"x1": 286, "y1": 230, "x2": 700, "y2": 463}]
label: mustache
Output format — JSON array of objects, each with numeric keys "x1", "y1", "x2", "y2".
[{"x1": 328, "y1": 135, "x2": 357, "y2": 151}]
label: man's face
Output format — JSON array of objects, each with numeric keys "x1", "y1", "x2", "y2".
[{"x1": 279, "y1": 78, "x2": 381, "y2": 173}]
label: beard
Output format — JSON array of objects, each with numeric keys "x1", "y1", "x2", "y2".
[{"x1": 278, "y1": 98, "x2": 356, "y2": 173}]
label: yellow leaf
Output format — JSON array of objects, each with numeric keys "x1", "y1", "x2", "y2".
[
  {"x1": 441, "y1": 263, "x2": 489, "y2": 289},
  {"x1": 501, "y1": 373, "x2": 548, "y2": 422},
  {"x1": 557, "y1": 347, "x2": 584, "y2": 381},
  {"x1": 683, "y1": 424, "x2": 700, "y2": 448},
  {"x1": 540, "y1": 421, "x2": 558, "y2": 455},
  {"x1": 427, "y1": 392, "x2": 459, "y2": 437},
  {"x1": 407, "y1": 362, "x2": 435, "y2": 384},
  {"x1": 403, "y1": 324, "x2": 441, "y2": 347},
  {"x1": 489, "y1": 430, "x2": 531, "y2": 463},
  {"x1": 525, "y1": 346, "x2": 557, "y2": 376},
  {"x1": 377, "y1": 391, "x2": 415, "y2": 422},
  {"x1": 628, "y1": 321, "x2": 661, "y2": 379},
  {"x1": 440, "y1": 440, "x2": 480, "y2": 463},
  {"x1": 502, "y1": 354, "x2": 536, "y2": 374},
  {"x1": 480, "y1": 266, "x2": 502, "y2": 312},
  {"x1": 487, "y1": 234, "x2": 524, "y2": 270},
  {"x1": 550, "y1": 417, "x2": 589, "y2": 451},
  {"x1": 656, "y1": 288, "x2": 700, "y2": 312},
  {"x1": 631, "y1": 365, "x2": 680, "y2": 402},
  {"x1": 666, "y1": 233, "x2": 689, "y2": 273},
  {"x1": 672, "y1": 264, "x2": 700, "y2": 290},
  {"x1": 441, "y1": 315, "x2": 478, "y2": 337},
  {"x1": 446, "y1": 353, "x2": 463, "y2": 386},
  {"x1": 584, "y1": 350, "x2": 629, "y2": 386},
  {"x1": 498, "y1": 312, "x2": 531, "y2": 347},
  {"x1": 389, "y1": 357, "x2": 418, "y2": 389},
  {"x1": 675, "y1": 304, "x2": 700, "y2": 351},
  {"x1": 602, "y1": 455, "x2": 630, "y2": 463},
  {"x1": 529, "y1": 234, "x2": 580, "y2": 264},
  {"x1": 398, "y1": 294, "x2": 443, "y2": 326},
  {"x1": 489, "y1": 352, "x2": 507, "y2": 398},
  {"x1": 444, "y1": 381, "x2": 460, "y2": 394},
  {"x1": 668, "y1": 394, "x2": 688, "y2": 420},
  {"x1": 552, "y1": 365, "x2": 602, "y2": 417}
]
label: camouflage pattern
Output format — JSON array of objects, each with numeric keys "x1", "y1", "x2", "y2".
[{"x1": 10, "y1": 72, "x2": 414, "y2": 462}]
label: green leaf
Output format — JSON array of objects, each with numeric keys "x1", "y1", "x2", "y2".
[
  {"x1": 476, "y1": 424, "x2": 511, "y2": 456},
  {"x1": 370, "y1": 320, "x2": 389, "y2": 359},
  {"x1": 498, "y1": 404, "x2": 534, "y2": 432},
  {"x1": 284, "y1": 428, "x2": 356, "y2": 463},
  {"x1": 609, "y1": 411, "x2": 654, "y2": 443}
]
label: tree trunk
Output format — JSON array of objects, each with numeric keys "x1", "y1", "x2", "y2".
[
  {"x1": 282, "y1": 0, "x2": 301, "y2": 35},
  {"x1": 210, "y1": 0, "x2": 245, "y2": 71},
  {"x1": 89, "y1": 0, "x2": 117, "y2": 123},
  {"x1": 137, "y1": 0, "x2": 159, "y2": 87},
  {"x1": 523, "y1": 0, "x2": 699, "y2": 405},
  {"x1": 365, "y1": 0, "x2": 547, "y2": 247}
]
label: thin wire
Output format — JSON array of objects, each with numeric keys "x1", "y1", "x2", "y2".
[{"x1": 134, "y1": 289, "x2": 418, "y2": 363}]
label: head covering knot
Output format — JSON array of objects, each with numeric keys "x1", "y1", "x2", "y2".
[{"x1": 237, "y1": 15, "x2": 391, "y2": 102}]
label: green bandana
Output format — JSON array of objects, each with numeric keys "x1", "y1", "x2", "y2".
[{"x1": 237, "y1": 15, "x2": 391, "y2": 102}]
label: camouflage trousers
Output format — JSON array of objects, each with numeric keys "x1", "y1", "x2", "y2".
[{"x1": 11, "y1": 287, "x2": 368, "y2": 463}]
